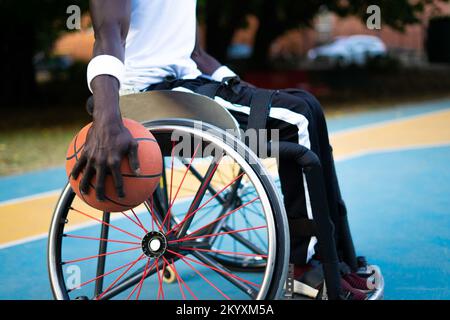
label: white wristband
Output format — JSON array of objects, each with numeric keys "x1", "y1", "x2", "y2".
[
  {"x1": 211, "y1": 66, "x2": 237, "y2": 82},
  {"x1": 87, "y1": 55, "x2": 125, "y2": 93}
]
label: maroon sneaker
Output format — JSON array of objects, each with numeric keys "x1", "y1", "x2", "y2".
[
  {"x1": 293, "y1": 262, "x2": 367, "y2": 300},
  {"x1": 340, "y1": 278, "x2": 368, "y2": 300},
  {"x1": 343, "y1": 272, "x2": 372, "y2": 291}
]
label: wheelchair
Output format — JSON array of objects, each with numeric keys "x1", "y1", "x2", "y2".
[{"x1": 48, "y1": 90, "x2": 384, "y2": 300}]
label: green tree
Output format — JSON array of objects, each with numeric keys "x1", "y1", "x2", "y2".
[
  {"x1": 0, "y1": 0, "x2": 88, "y2": 105},
  {"x1": 200, "y1": 0, "x2": 449, "y2": 69}
]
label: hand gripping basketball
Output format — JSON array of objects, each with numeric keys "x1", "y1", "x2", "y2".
[{"x1": 66, "y1": 118, "x2": 163, "y2": 212}]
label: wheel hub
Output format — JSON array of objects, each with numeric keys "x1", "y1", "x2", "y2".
[{"x1": 141, "y1": 231, "x2": 167, "y2": 258}]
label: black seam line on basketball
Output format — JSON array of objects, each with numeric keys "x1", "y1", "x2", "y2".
[
  {"x1": 73, "y1": 133, "x2": 80, "y2": 162},
  {"x1": 67, "y1": 143, "x2": 85, "y2": 160},
  {"x1": 88, "y1": 182, "x2": 141, "y2": 208},
  {"x1": 122, "y1": 172, "x2": 162, "y2": 178},
  {"x1": 68, "y1": 137, "x2": 156, "y2": 161}
]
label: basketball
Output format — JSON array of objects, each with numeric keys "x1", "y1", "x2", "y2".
[{"x1": 65, "y1": 118, "x2": 163, "y2": 212}]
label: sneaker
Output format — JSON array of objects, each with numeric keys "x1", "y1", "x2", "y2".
[
  {"x1": 291, "y1": 261, "x2": 326, "y2": 299},
  {"x1": 343, "y1": 272, "x2": 372, "y2": 291},
  {"x1": 292, "y1": 261, "x2": 368, "y2": 300},
  {"x1": 340, "y1": 278, "x2": 368, "y2": 300}
]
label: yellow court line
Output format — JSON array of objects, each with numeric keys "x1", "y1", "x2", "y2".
[
  {"x1": 1, "y1": 109, "x2": 450, "y2": 246},
  {"x1": 331, "y1": 109, "x2": 450, "y2": 160}
]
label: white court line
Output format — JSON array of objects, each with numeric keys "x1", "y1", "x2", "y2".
[
  {"x1": 1, "y1": 140, "x2": 450, "y2": 250},
  {"x1": 0, "y1": 207, "x2": 149, "y2": 250},
  {"x1": 2, "y1": 106, "x2": 449, "y2": 208},
  {"x1": 0, "y1": 196, "x2": 195, "y2": 250},
  {"x1": 2, "y1": 142, "x2": 449, "y2": 250},
  {"x1": 0, "y1": 189, "x2": 61, "y2": 207}
]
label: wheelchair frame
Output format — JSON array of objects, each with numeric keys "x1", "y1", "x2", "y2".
[{"x1": 48, "y1": 91, "x2": 384, "y2": 300}]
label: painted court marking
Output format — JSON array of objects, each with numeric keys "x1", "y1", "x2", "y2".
[
  {"x1": 0, "y1": 104, "x2": 449, "y2": 248},
  {"x1": 1, "y1": 100, "x2": 450, "y2": 300}
]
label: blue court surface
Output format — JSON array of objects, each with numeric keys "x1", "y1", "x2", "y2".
[{"x1": 0, "y1": 99, "x2": 449, "y2": 300}]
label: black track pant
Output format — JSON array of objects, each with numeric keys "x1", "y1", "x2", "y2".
[{"x1": 147, "y1": 77, "x2": 356, "y2": 267}]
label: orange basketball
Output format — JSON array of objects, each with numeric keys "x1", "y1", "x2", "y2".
[{"x1": 66, "y1": 118, "x2": 162, "y2": 212}]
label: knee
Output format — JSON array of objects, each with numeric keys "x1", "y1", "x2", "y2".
[
  {"x1": 291, "y1": 90, "x2": 325, "y2": 120},
  {"x1": 304, "y1": 92, "x2": 325, "y2": 120}
]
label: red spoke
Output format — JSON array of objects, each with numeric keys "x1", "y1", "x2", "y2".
[
  {"x1": 165, "y1": 185, "x2": 198, "y2": 193},
  {"x1": 68, "y1": 255, "x2": 147, "y2": 292},
  {"x1": 155, "y1": 258, "x2": 165, "y2": 300},
  {"x1": 96, "y1": 253, "x2": 145, "y2": 300},
  {"x1": 131, "y1": 208, "x2": 146, "y2": 231},
  {"x1": 160, "y1": 260, "x2": 168, "y2": 299},
  {"x1": 167, "y1": 171, "x2": 245, "y2": 236},
  {"x1": 169, "y1": 225, "x2": 267, "y2": 243},
  {"x1": 162, "y1": 143, "x2": 201, "y2": 230},
  {"x1": 187, "y1": 203, "x2": 222, "y2": 229},
  {"x1": 170, "y1": 258, "x2": 198, "y2": 300},
  {"x1": 146, "y1": 195, "x2": 162, "y2": 232},
  {"x1": 149, "y1": 198, "x2": 154, "y2": 231},
  {"x1": 183, "y1": 158, "x2": 221, "y2": 218},
  {"x1": 170, "y1": 250, "x2": 261, "y2": 288},
  {"x1": 161, "y1": 257, "x2": 186, "y2": 300},
  {"x1": 70, "y1": 207, "x2": 141, "y2": 240},
  {"x1": 126, "y1": 258, "x2": 150, "y2": 300},
  {"x1": 64, "y1": 246, "x2": 141, "y2": 264},
  {"x1": 174, "y1": 196, "x2": 260, "y2": 239},
  {"x1": 136, "y1": 259, "x2": 158, "y2": 300},
  {"x1": 121, "y1": 211, "x2": 147, "y2": 233},
  {"x1": 64, "y1": 234, "x2": 140, "y2": 245},
  {"x1": 130, "y1": 209, "x2": 148, "y2": 233},
  {"x1": 178, "y1": 247, "x2": 267, "y2": 258},
  {"x1": 179, "y1": 158, "x2": 222, "y2": 229},
  {"x1": 167, "y1": 249, "x2": 230, "y2": 300},
  {"x1": 126, "y1": 258, "x2": 157, "y2": 300}
]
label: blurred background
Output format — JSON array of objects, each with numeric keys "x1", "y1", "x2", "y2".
[
  {"x1": 0, "y1": 0, "x2": 449, "y2": 300},
  {"x1": 1, "y1": 0, "x2": 450, "y2": 174}
]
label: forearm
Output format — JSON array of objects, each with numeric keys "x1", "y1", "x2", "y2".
[
  {"x1": 89, "y1": 0, "x2": 131, "y2": 123},
  {"x1": 191, "y1": 47, "x2": 222, "y2": 76},
  {"x1": 190, "y1": 23, "x2": 222, "y2": 75}
]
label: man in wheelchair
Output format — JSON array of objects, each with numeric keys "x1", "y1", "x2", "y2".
[{"x1": 74, "y1": 0, "x2": 382, "y2": 300}]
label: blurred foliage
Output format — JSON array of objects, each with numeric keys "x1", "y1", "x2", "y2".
[
  {"x1": 200, "y1": 0, "x2": 449, "y2": 68},
  {"x1": 199, "y1": 0, "x2": 448, "y2": 30},
  {"x1": 1, "y1": 0, "x2": 448, "y2": 106},
  {"x1": 0, "y1": 0, "x2": 89, "y2": 105},
  {"x1": 0, "y1": 0, "x2": 89, "y2": 53}
]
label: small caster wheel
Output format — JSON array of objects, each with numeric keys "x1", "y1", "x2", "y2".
[{"x1": 162, "y1": 265, "x2": 176, "y2": 284}]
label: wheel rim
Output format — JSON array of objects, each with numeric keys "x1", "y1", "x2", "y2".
[{"x1": 48, "y1": 123, "x2": 282, "y2": 300}]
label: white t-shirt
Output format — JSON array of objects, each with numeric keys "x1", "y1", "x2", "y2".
[{"x1": 122, "y1": 0, "x2": 201, "y2": 91}]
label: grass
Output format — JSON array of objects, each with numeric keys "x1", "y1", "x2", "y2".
[
  {"x1": 1, "y1": 94, "x2": 449, "y2": 177},
  {"x1": 0, "y1": 102, "x2": 89, "y2": 176},
  {"x1": 0, "y1": 124, "x2": 84, "y2": 176}
]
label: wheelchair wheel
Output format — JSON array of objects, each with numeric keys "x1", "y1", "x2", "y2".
[{"x1": 48, "y1": 119, "x2": 289, "y2": 300}]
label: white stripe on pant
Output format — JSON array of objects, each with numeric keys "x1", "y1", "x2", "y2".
[{"x1": 173, "y1": 86, "x2": 318, "y2": 263}]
